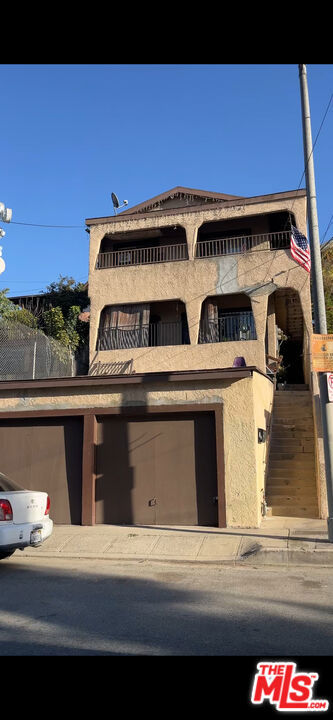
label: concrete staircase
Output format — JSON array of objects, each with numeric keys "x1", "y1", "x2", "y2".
[{"x1": 266, "y1": 387, "x2": 319, "y2": 518}]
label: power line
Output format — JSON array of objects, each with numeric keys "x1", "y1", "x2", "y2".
[
  {"x1": 284, "y1": 89, "x2": 333, "y2": 231},
  {"x1": 321, "y1": 213, "x2": 333, "y2": 244},
  {"x1": 10, "y1": 221, "x2": 85, "y2": 229}
]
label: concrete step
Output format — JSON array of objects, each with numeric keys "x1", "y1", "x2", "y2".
[
  {"x1": 271, "y1": 430, "x2": 314, "y2": 440},
  {"x1": 269, "y1": 460, "x2": 315, "y2": 470},
  {"x1": 267, "y1": 496, "x2": 318, "y2": 508},
  {"x1": 273, "y1": 409, "x2": 312, "y2": 416},
  {"x1": 265, "y1": 386, "x2": 318, "y2": 519},
  {"x1": 268, "y1": 468, "x2": 316, "y2": 479},
  {"x1": 269, "y1": 452, "x2": 315, "y2": 462},
  {"x1": 267, "y1": 474, "x2": 316, "y2": 485},
  {"x1": 274, "y1": 394, "x2": 311, "y2": 400},
  {"x1": 270, "y1": 441, "x2": 314, "y2": 453},
  {"x1": 273, "y1": 411, "x2": 312, "y2": 416},
  {"x1": 275, "y1": 390, "x2": 310, "y2": 396},
  {"x1": 274, "y1": 393, "x2": 311, "y2": 400},
  {"x1": 273, "y1": 405, "x2": 313, "y2": 420},
  {"x1": 267, "y1": 505, "x2": 319, "y2": 518},
  {"x1": 272, "y1": 423, "x2": 314, "y2": 432},
  {"x1": 270, "y1": 435, "x2": 314, "y2": 445},
  {"x1": 266, "y1": 486, "x2": 317, "y2": 498}
]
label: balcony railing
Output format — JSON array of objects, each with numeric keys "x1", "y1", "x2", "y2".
[
  {"x1": 195, "y1": 231, "x2": 290, "y2": 258},
  {"x1": 97, "y1": 321, "x2": 188, "y2": 350},
  {"x1": 96, "y1": 243, "x2": 188, "y2": 269},
  {"x1": 199, "y1": 311, "x2": 256, "y2": 344}
]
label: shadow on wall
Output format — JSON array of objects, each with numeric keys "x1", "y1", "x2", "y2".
[{"x1": 89, "y1": 359, "x2": 134, "y2": 376}]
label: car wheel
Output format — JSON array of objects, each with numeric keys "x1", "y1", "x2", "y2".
[{"x1": 0, "y1": 551, "x2": 15, "y2": 560}]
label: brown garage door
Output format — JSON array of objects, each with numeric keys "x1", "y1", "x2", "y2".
[
  {"x1": 0, "y1": 417, "x2": 83, "y2": 524},
  {"x1": 95, "y1": 412, "x2": 218, "y2": 526}
]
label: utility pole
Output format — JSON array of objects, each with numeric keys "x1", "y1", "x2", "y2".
[{"x1": 298, "y1": 64, "x2": 333, "y2": 540}]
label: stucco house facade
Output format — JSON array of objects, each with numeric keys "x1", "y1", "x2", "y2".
[
  {"x1": 0, "y1": 186, "x2": 325, "y2": 528},
  {"x1": 82, "y1": 186, "x2": 323, "y2": 528}
]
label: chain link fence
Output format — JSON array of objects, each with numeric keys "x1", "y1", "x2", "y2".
[{"x1": 0, "y1": 320, "x2": 74, "y2": 380}]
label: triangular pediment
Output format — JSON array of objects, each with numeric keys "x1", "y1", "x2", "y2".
[{"x1": 119, "y1": 186, "x2": 243, "y2": 216}]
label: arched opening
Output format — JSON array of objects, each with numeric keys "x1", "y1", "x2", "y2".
[
  {"x1": 195, "y1": 211, "x2": 296, "y2": 258},
  {"x1": 97, "y1": 225, "x2": 188, "y2": 268},
  {"x1": 266, "y1": 288, "x2": 305, "y2": 384},
  {"x1": 97, "y1": 300, "x2": 190, "y2": 350},
  {"x1": 198, "y1": 293, "x2": 256, "y2": 344}
]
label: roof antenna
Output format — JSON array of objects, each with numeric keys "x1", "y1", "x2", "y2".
[{"x1": 111, "y1": 192, "x2": 128, "y2": 215}]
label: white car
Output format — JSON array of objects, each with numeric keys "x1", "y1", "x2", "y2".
[{"x1": 0, "y1": 472, "x2": 53, "y2": 559}]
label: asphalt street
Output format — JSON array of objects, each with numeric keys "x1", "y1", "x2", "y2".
[{"x1": 1, "y1": 555, "x2": 333, "y2": 657}]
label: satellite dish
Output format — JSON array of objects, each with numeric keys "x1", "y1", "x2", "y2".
[
  {"x1": 111, "y1": 192, "x2": 120, "y2": 209},
  {"x1": 111, "y1": 192, "x2": 129, "y2": 214}
]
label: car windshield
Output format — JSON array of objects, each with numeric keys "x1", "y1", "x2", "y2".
[{"x1": 0, "y1": 472, "x2": 26, "y2": 492}]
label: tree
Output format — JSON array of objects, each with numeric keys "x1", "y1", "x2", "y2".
[
  {"x1": 0, "y1": 289, "x2": 37, "y2": 327},
  {"x1": 321, "y1": 243, "x2": 333, "y2": 332},
  {"x1": 40, "y1": 275, "x2": 89, "y2": 352}
]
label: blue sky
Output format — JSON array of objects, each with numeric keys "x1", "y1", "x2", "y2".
[{"x1": 0, "y1": 63, "x2": 332, "y2": 298}]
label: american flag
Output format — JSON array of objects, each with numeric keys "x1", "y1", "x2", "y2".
[{"x1": 290, "y1": 225, "x2": 311, "y2": 272}]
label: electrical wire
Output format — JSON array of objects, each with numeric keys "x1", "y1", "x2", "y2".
[
  {"x1": 10, "y1": 221, "x2": 85, "y2": 229},
  {"x1": 321, "y1": 214, "x2": 333, "y2": 245},
  {"x1": 284, "y1": 90, "x2": 333, "y2": 233}
]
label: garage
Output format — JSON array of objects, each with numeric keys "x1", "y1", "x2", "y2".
[
  {"x1": 0, "y1": 417, "x2": 83, "y2": 524},
  {"x1": 95, "y1": 411, "x2": 218, "y2": 526}
]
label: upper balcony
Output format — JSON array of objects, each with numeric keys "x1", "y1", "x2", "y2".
[
  {"x1": 195, "y1": 211, "x2": 292, "y2": 259},
  {"x1": 96, "y1": 224, "x2": 188, "y2": 270},
  {"x1": 195, "y1": 230, "x2": 290, "y2": 258},
  {"x1": 94, "y1": 211, "x2": 294, "y2": 270}
]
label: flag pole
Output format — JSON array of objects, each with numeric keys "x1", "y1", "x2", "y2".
[{"x1": 298, "y1": 63, "x2": 333, "y2": 540}]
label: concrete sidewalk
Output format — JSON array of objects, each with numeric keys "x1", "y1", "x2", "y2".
[{"x1": 20, "y1": 516, "x2": 333, "y2": 567}]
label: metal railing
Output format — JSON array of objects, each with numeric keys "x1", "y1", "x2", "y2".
[
  {"x1": 96, "y1": 243, "x2": 188, "y2": 269},
  {"x1": 199, "y1": 311, "x2": 257, "y2": 343},
  {"x1": 97, "y1": 321, "x2": 187, "y2": 350},
  {"x1": 195, "y1": 231, "x2": 290, "y2": 258}
]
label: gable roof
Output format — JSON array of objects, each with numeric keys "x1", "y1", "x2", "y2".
[
  {"x1": 85, "y1": 187, "x2": 307, "y2": 226},
  {"x1": 117, "y1": 186, "x2": 243, "y2": 216}
]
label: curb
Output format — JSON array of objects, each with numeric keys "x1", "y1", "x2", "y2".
[{"x1": 17, "y1": 547, "x2": 333, "y2": 567}]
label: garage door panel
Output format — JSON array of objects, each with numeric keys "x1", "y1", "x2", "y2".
[
  {"x1": 154, "y1": 418, "x2": 197, "y2": 525},
  {"x1": 96, "y1": 412, "x2": 218, "y2": 527},
  {"x1": 193, "y1": 415, "x2": 219, "y2": 526},
  {"x1": 128, "y1": 422, "x2": 157, "y2": 525},
  {"x1": 0, "y1": 418, "x2": 83, "y2": 524}
]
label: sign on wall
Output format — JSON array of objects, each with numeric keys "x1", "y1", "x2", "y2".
[{"x1": 312, "y1": 334, "x2": 333, "y2": 372}]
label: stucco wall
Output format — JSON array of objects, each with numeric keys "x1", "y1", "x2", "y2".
[
  {"x1": 0, "y1": 371, "x2": 270, "y2": 527},
  {"x1": 88, "y1": 194, "x2": 311, "y2": 376},
  {"x1": 252, "y1": 372, "x2": 275, "y2": 522}
]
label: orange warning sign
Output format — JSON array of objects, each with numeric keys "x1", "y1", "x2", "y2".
[{"x1": 312, "y1": 334, "x2": 333, "y2": 371}]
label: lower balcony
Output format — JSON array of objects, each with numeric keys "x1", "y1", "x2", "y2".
[
  {"x1": 97, "y1": 300, "x2": 190, "y2": 351},
  {"x1": 97, "y1": 321, "x2": 189, "y2": 350},
  {"x1": 199, "y1": 311, "x2": 257, "y2": 343}
]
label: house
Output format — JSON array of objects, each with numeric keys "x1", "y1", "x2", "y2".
[
  {"x1": 83, "y1": 186, "x2": 324, "y2": 527},
  {"x1": 0, "y1": 186, "x2": 325, "y2": 528}
]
